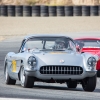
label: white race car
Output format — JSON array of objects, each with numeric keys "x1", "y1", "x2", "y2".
[{"x1": 4, "y1": 34, "x2": 98, "y2": 92}]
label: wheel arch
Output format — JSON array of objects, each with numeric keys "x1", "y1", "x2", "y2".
[
  {"x1": 4, "y1": 58, "x2": 7, "y2": 74},
  {"x1": 18, "y1": 60, "x2": 24, "y2": 80}
]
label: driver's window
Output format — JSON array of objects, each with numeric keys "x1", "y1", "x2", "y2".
[{"x1": 68, "y1": 40, "x2": 76, "y2": 51}]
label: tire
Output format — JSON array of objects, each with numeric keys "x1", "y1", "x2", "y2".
[
  {"x1": 67, "y1": 81, "x2": 77, "y2": 88},
  {"x1": 73, "y1": 6, "x2": 82, "y2": 16},
  {"x1": 32, "y1": 6, "x2": 40, "y2": 17},
  {"x1": 1, "y1": 5, "x2": 8, "y2": 16},
  {"x1": 49, "y1": 6, "x2": 57, "y2": 16},
  {"x1": 90, "y1": 6, "x2": 98, "y2": 16},
  {"x1": 20, "y1": 66, "x2": 34, "y2": 88},
  {"x1": 23, "y1": 6, "x2": 32, "y2": 17},
  {"x1": 0, "y1": 6, "x2": 1, "y2": 16},
  {"x1": 82, "y1": 6, "x2": 90, "y2": 16},
  {"x1": 8, "y1": 5, "x2": 15, "y2": 16},
  {"x1": 97, "y1": 70, "x2": 100, "y2": 77},
  {"x1": 16, "y1": 6, "x2": 23, "y2": 16},
  {"x1": 41, "y1": 6, "x2": 49, "y2": 17},
  {"x1": 82, "y1": 75, "x2": 97, "y2": 92},
  {"x1": 57, "y1": 6, "x2": 65, "y2": 16},
  {"x1": 65, "y1": 6, "x2": 73, "y2": 16},
  {"x1": 4, "y1": 63, "x2": 16, "y2": 85},
  {"x1": 98, "y1": 6, "x2": 100, "y2": 16}
]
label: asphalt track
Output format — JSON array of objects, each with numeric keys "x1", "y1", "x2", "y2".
[{"x1": 0, "y1": 35, "x2": 100, "y2": 100}]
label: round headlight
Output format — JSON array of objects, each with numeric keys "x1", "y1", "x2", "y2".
[
  {"x1": 87, "y1": 57, "x2": 96, "y2": 68},
  {"x1": 28, "y1": 56, "x2": 37, "y2": 67}
]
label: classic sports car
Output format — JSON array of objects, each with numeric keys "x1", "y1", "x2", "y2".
[
  {"x1": 75, "y1": 37, "x2": 100, "y2": 77},
  {"x1": 4, "y1": 34, "x2": 98, "y2": 92}
]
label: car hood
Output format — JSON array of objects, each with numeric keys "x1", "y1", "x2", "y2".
[
  {"x1": 81, "y1": 48, "x2": 100, "y2": 55},
  {"x1": 33, "y1": 51, "x2": 83, "y2": 66}
]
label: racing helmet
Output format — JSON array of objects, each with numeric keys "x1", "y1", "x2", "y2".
[{"x1": 54, "y1": 39, "x2": 67, "y2": 49}]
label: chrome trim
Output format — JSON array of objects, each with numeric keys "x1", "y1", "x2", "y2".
[{"x1": 40, "y1": 66, "x2": 83, "y2": 75}]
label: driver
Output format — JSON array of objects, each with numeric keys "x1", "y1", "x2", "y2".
[{"x1": 54, "y1": 39, "x2": 67, "y2": 50}]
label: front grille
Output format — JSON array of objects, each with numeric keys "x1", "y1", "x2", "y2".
[{"x1": 40, "y1": 66, "x2": 83, "y2": 75}]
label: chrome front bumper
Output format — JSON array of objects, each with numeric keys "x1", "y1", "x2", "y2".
[{"x1": 25, "y1": 70, "x2": 97, "y2": 80}]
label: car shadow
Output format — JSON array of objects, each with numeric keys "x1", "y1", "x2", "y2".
[
  {"x1": 34, "y1": 85, "x2": 83, "y2": 91},
  {"x1": 94, "y1": 88, "x2": 100, "y2": 92},
  {"x1": 15, "y1": 83, "x2": 100, "y2": 93},
  {"x1": 15, "y1": 83, "x2": 83, "y2": 92}
]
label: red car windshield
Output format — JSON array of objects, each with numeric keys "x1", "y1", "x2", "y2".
[{"x1": 75, "y1": 39, "x2": 100, "y2": 48}]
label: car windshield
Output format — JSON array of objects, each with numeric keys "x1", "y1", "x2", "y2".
[
  {"x1": 75, "y1": 39, "x2": 100, "y2": 48},
  {"x1": 22, "y1": 37, "x2": 76, "y2": 52}
]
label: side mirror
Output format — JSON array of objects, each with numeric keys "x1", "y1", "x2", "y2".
[{"x1": 21, "y1": 48, "x2": 27, "y2": 53}]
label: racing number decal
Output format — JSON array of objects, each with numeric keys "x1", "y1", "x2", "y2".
[{"x1": 12, "y1": 60, "x2": 16, "y2": 72}]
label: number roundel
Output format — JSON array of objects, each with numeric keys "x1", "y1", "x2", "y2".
[{"x1": 12, "y1": 60, "x2": 16, "y2": 72}]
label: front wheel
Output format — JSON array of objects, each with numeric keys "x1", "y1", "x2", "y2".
[
  {"x1": 82, "y1": 75, "x2": 97, "y2": 92},
  {"x1": 20, "y1": 66, "x2": 34, "y2": 88},
  {"x1": 66, "y1": 81, "x2": 77, "y2": 88},
  {"x1": 4, "y1": 63, "x2": 16, "y2": 85}
]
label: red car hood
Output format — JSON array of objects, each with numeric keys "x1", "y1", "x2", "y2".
[{"x1": 81, "y1": 48, "x2": 100, "y2": 55}]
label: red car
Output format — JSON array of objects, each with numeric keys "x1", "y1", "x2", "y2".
[{"x1": 75, "y1": 37, "x2": 100, "y2": 77}]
